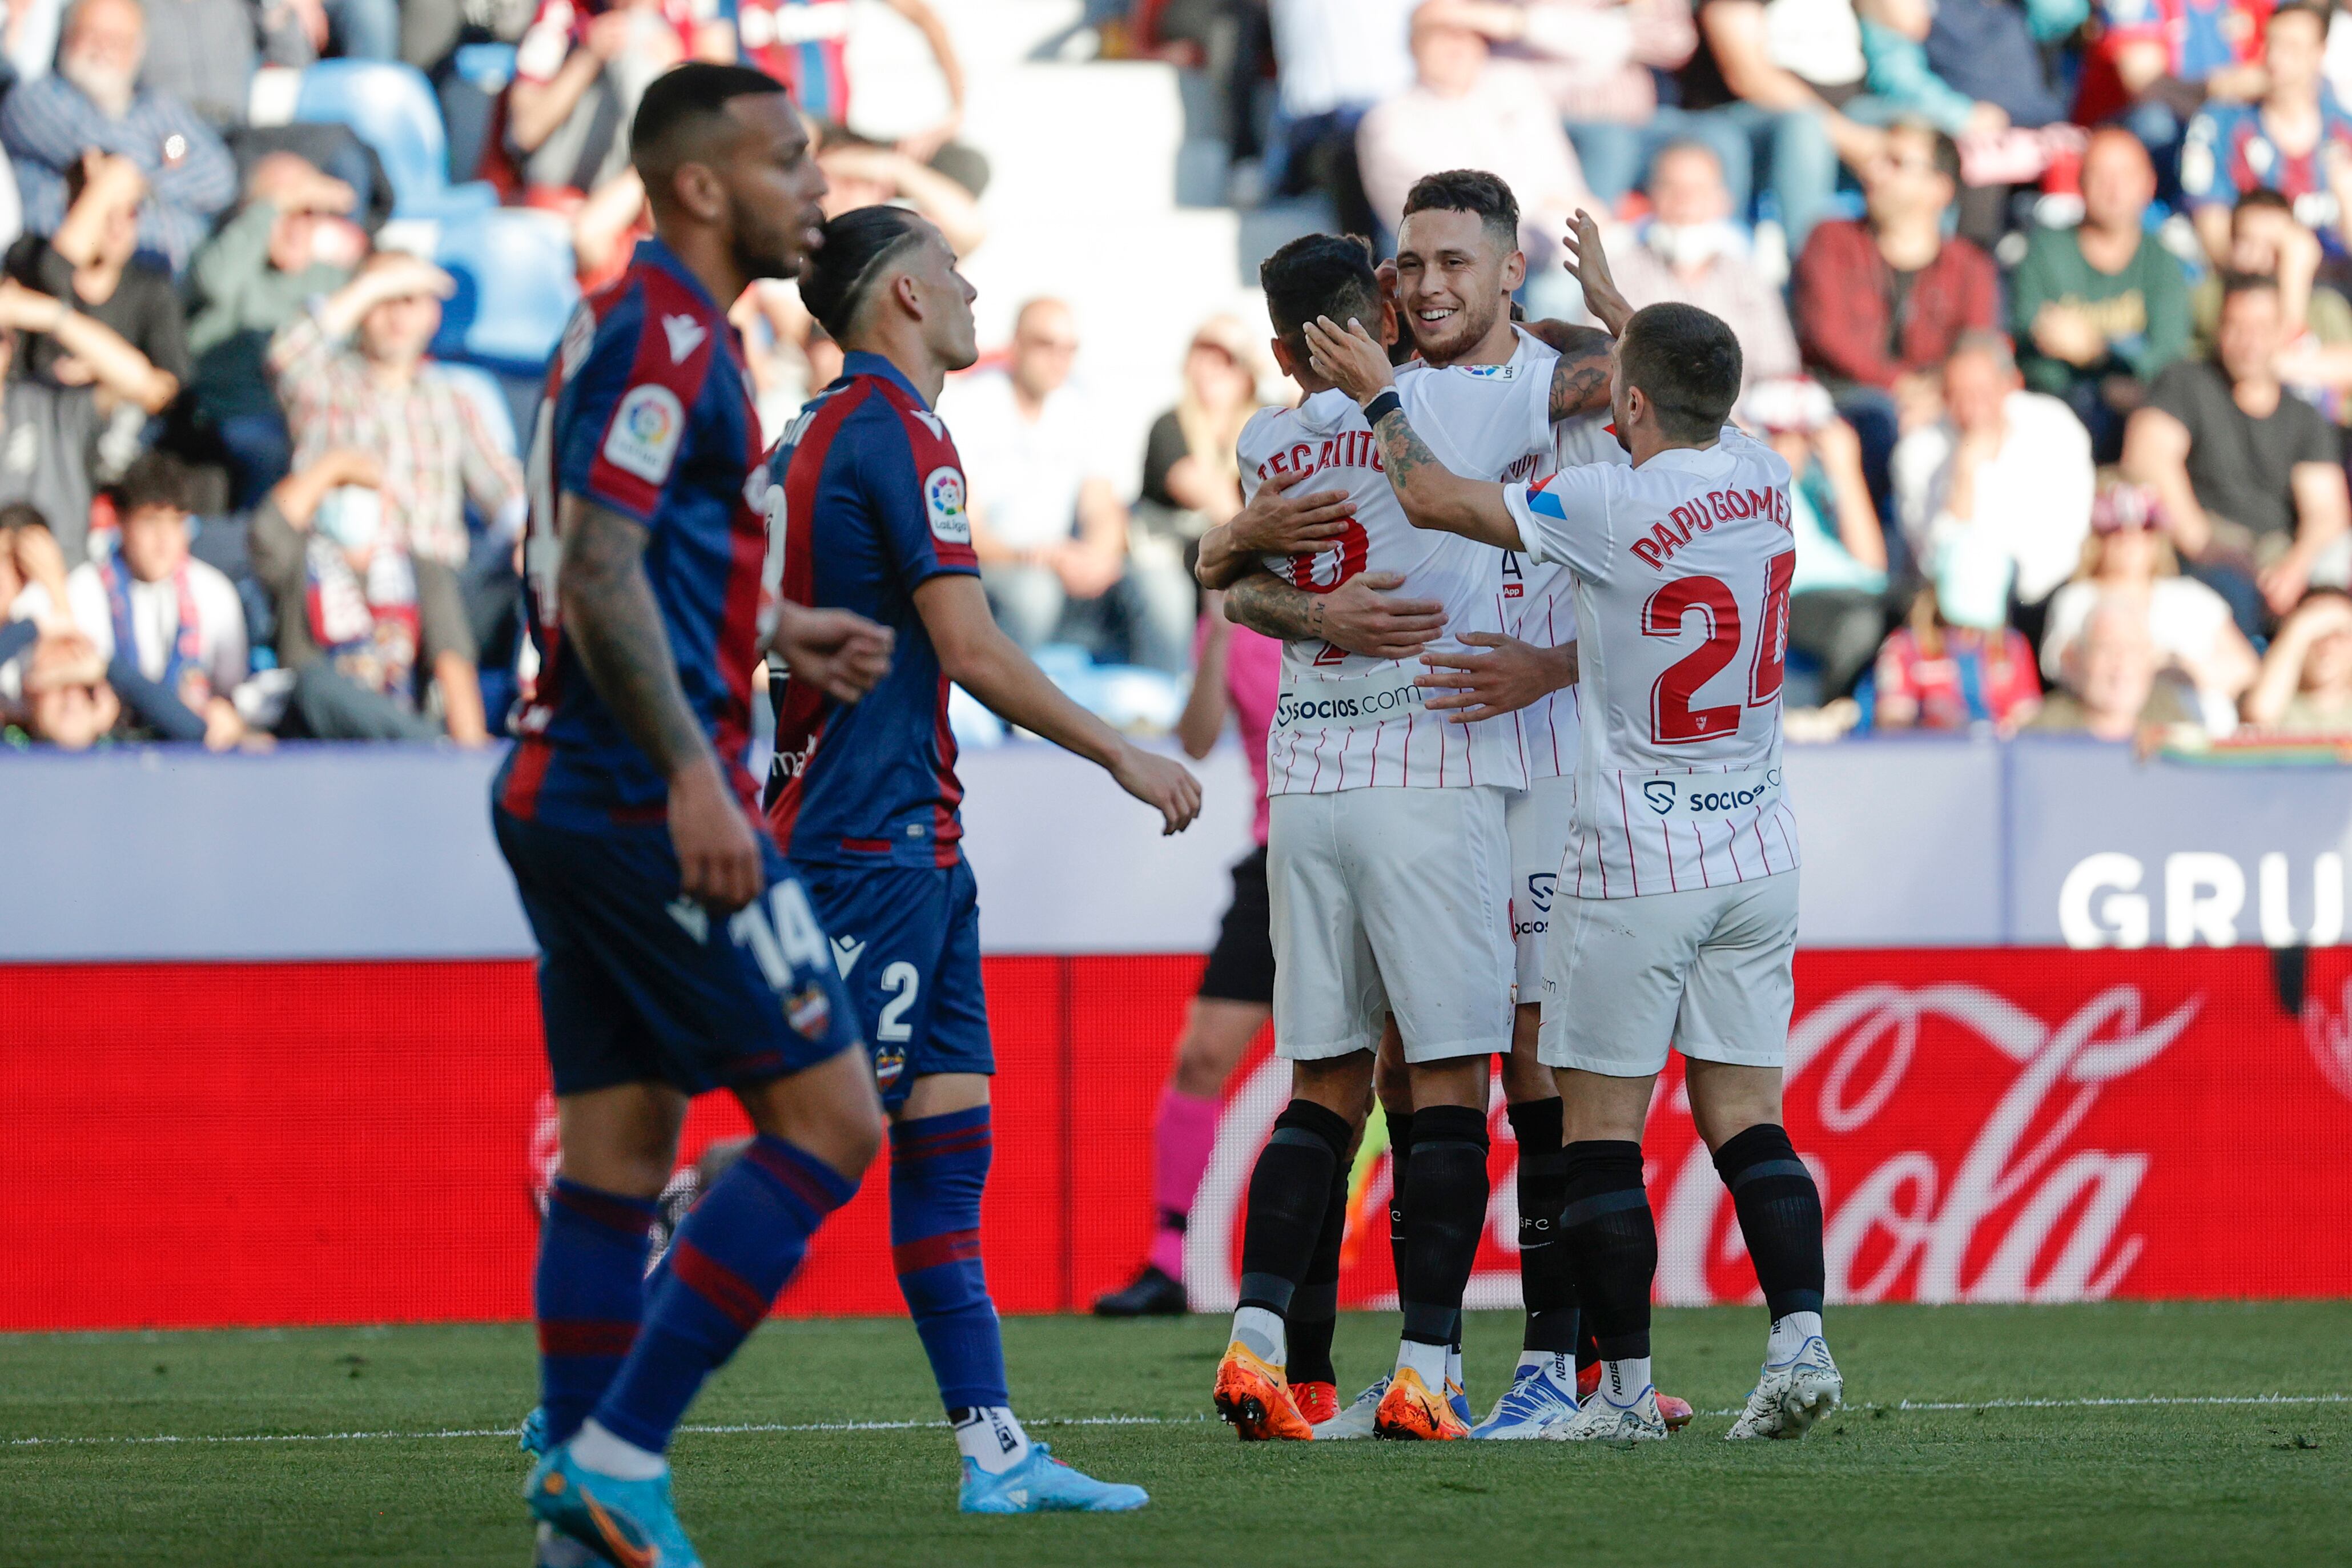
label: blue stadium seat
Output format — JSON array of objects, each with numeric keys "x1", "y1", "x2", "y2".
[
  {"x1": 431, "y1": 207, "x2": 580, "y2": 381},
  {"x1": 294, "y1": 60, "x2": 497, "y2": 219}
]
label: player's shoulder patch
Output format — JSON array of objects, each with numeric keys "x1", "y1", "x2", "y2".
[
  {"x1": 922, "y1": 465, "x2": 970, "y2": 544},
  {"x1": 602, "y1": 382, "x2": 687, "y2": 483}
]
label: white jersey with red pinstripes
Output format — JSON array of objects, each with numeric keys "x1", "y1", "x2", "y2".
[
  {"x1": 1513, "y1": 413, "x2": 1626, "y2": 777},
  {"x1": 1240, "y1": 389, "x2": 1525, "y2": 795},
  {"x1": 1502, "y1": 425, "x2": 1802, "y2": 898}
]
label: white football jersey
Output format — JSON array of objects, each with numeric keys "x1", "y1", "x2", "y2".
[
  {"x1": 1240, "y1": 389, "x2": 1526, "y2": 794},
  {"x1": 1503, "y1": 425, "x2": 1802, "y2": 899}
]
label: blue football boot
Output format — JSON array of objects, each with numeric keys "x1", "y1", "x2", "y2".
[
  {"x1": 519, "y1": 1405, "x2": 550, "y2": 1458},
  {"x1": 958, "y1": 1443, "x2": 1148, "y2": 1513},
  {"x1": 1469, "y1": 1358, "x2": 1580, "y2": 1439},
  {"x1": 524, "y1": 1440, "x2": 702, "y2": 1567}
]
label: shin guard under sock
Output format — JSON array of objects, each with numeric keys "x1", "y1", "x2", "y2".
[
  {"x1": 890, "y1": 1108, "x2": 1008, "y2": 1411},
  {"x1": 1506, "y1": 1097, "x2": 1578, "y2": 1356},
  {"x1": 536, "y1": 1179, "x2": 657, "y2": 1447},
  {"x1": 1385, "y1": 1108, "x2": 1415, "y2": 1314},
  {"x1": 1712, "y1": 1123, "x2": 1827, "y2": 1321},
  {"x1": 1560, "y1": 1139, "x2": 1655, "y2": 1362},
  {"x1": 1286, "y1": 1151, "x2": 1350, "y2": 1386},
  {"x1": 1236, "y1": 1100, "x2": 1352, "y2": 1329},
  {"x1": 1397, "y1": 1104, "x2": 1489, "y2": 1349}
]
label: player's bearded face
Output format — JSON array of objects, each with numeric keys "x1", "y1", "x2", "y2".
[{"x1": 1394, "y1": 215, "x2": 1512, "y2": 363}]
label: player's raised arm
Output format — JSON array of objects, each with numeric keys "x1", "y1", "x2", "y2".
[
  {"x1": 1301, "y1": 315, "x2": 1525, "y2": 552},
  {"x1": 1523, "y1": 212, "x2": 1630, "y2": 421}
]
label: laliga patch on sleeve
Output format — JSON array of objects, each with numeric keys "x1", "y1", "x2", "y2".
[
  {"x1": 923, "y1": 466, "x2": 970, "y2": 544},
  {"x1": 602, "y1": 384, "x2": 686, "y2": 484}
]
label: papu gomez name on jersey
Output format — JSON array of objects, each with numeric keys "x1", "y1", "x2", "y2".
[{"x1": 1631, "y1": 484, "x2": 1792, "y2": 571}]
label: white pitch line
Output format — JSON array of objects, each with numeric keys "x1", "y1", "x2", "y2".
[{"x1": 7, "y1": 1395, "x2": 2347, "y2": 1449}]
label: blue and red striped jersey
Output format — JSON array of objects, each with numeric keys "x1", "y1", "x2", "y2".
[
  {"x1": 762, "y1": 351, "x2": 980, "y2": 867},
  {"x1": 500, "y1": 238, "x2": 770, "y2": 831}
]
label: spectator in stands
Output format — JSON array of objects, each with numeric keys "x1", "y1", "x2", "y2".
[
  {"x1": 2242, "y1": 586, "x2": 2352, "y2": 729},
  {"x1": 1856, "y1": 0, "x2": 2051, "y2": 251},
  {"x1": 268, "y1": 250, "x2": 528, "y2": 574},
  {"x1": 187, "y1": 152, "x2": 364, "y2": 505},
  {"x1": 2181, "y1": 3, "x2": 2352, "y2": 262},
  {"x1": 7, "y1": 626, "x2": 119, "y2": 748},
  {"x1": 0, "y1": 502, "x2": 70, "y2": 717},
  {"x1": 137, "y1": 0, "x2": 315, "y2": 132},
  {"x1": 63, "y1": 451, "x2": 248, "y2": 747},
  {"x1": 2074, "y1": 0, "x2": 2267, "y2": 194},
  {"x1": 1871, "y1": 581, "x2": 2044, "y2": 731},
  {"x1": 940, "y1": 297, "x2": 1136, "y2": 660},
  {"x1": 247, "y1": 446, "x2": 488, "y2": 742},
  {"x1": 2012, "y1": 128, "x2": 2190, "y2": 464},
  {"x1": 1742, "y1": 376, "x2": 1889, "y2": 702},
  {"x1": 505, "y1": 0, "x2": 731, "y2": 206},
  {"x1": 1609, "y1": 139, "x2": 1799, "y2": 389},
  {"x1": 1408, "y1": 0, "x2": 1697, "y2": 211},
  {"x1": 1668, "y1": 0, "x2": 1885, "y2": 248},
  {"x1": 0, "y1": 0, "x2": 238, "y2": 275},
  {"x1": 1893, "y1": 331, "x2": 2096, "y2": 645},
  {"x1": 817, "y1": 136, "x2": 988, "y2": 257},
  {"x1": 0, "y1": 274, "x2": 183, "y2": 564},
  {"x1": 2027, "y1": 592, "x2": 2201, "y2": 737},
  {"x1": 1356, "y1": 5, "x2": 1591, "y2": 301},
  {"x1": 2189, "y1": 188, "x2": 2352, "y2": 419},
  {"x1": 1130, "y1": 315, "x2": 1263, "y2": 669},
  {"x1": 2040, "y1": 479, "x2": 2257, "y2": 730},
  {"x1": 1259, "y1": 0, "x2": 1417, "y2": 230},
  {"x1": 6, "y1": 152, "x2": 187, "y2": 409},
  {"x1": 2125, "y1": 274, "x2": 2352, "y2": 636},
  {"x1": 736, "y1": 0, "x2": 987, "y2": 194}
]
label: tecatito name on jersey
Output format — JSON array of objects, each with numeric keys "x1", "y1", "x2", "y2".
[
  {"x1": 501, "y1": 237, "x2": 770, "y2": 831},
  {"x1": 761, "y1": 350, "x2": 981, "y2": 867},
  {"x1": 1240, "y1": 389, "x2": 1525, "y2": 794},
  {"x1": 1503, "y1": 425, "x2": 1801, "y2": 898}
]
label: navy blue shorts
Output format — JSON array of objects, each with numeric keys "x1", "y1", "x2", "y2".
[
  {"x1": 795, "y1": 858, "x2": 993, "y2": 1111},
  {"x1": 495, "y1": 805, "x2": 863, "y2": 1097}
]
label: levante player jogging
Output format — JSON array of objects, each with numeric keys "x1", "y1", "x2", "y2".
[
  {"x1": 496, "y1": 66, "x2": 900, "y2": 1567},
  {"x1": 763, "y1": 204, "x2": 1203, "y2": 1512}
]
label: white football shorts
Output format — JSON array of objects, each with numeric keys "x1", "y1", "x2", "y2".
[
  {"x1": 1537, "y1": 870, "x2": 1799, "y2": 1077},
  {"x1": 1268, "y1": 785, "x2": 1513, "y2": 1065},
  {"x1": 1503, "y1": 774, "x2": 1575, "y2": 1007}
]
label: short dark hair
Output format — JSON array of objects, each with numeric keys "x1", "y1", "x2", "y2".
[
  {"x1": 2220, "y1": 270, "x2": 2283, "y2": 305},
  {"x1": 1400, "y1": 168, "x2": 1519, "y2": 255},
  {"x1": 1259, "y1": 232, "x2": 1381, "y2": 355},
  {"x1": 1887, "y1": 117, "x2": 1962, "y2": 185},
  {"x1": 630, "y1": 62, "x2": 790, "y2": 188},
  {"x1": 2233, "y1": 186, "x2": 2295, "y2": 223},
  {"x1": 2269, "y1": 1, "x2": 2330, "y2": 34},
  {"x1": 0, "y1": 501, "x2": 47, "y2": 533},
  {"x1": 116, "y1": 451, "x2": 195, "y2": 516},
  {"x1": 1618, "y1": 303, "x2": 1742, "y2": 441},
  {"x1": 798, "y1": 204, "x2": 931, "y2": 340}
]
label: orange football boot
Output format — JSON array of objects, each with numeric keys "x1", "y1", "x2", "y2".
[
  {"x1": 1372, "y1": 1366, "x2": 1470, "y2": 1440},
  {"x1": 1290, "y1": 1380, "x2": 1340, "y2": 1426},
  {"x1": 1214, "y1": 1342, "x2": 1314, "y2": 1441},
  {"x1": 1578, "y1": 1360, "x2": 1695, "y2": 1432}
]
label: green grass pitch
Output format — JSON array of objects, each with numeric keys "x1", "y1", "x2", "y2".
[{"x1": 6, "y1": 1304, "x2": 2350, "y2": 1566}]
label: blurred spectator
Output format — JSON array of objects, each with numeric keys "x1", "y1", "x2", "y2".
[
  {"x1": 1872, "y1": 582, "x2": 2044, "y2": 730},
  {"x1": 2189, "y1": 187, "x2": 2352, "y2": 420},
  {"x1": 1743, "y1": 376, "x2": 1889, "y2": 701},
  {"x1": 1409, "y1": 0, "x2": 1697, "y2": 211},
  {"x1": 1893, "y1": 331, "x2": 2096, "y2": 644},
  {"x1": 1918, "y1": 0, "x2": 2076, "y2": 132},
  {"x1": 7, "y1": 152, "x2": 187, "y2": 407},
  {"x1": 2124, "y1": 274, "x2": 2351, "y2": 636},
  {"x1": 0, "y1": 0, "x2": 238, "y2": 275},
  {"x1": 248, "y1": 447, "x2": 489, "y2": 741},
  {"x1": 940, "y1": 297, "x2": 1140, "y2": 661},
  {"x1": 0, "y1": 153, "x2": 22, "y2": 259},
  {"x1": 1610, "y1": 139, "x2": 1799, "y2": 388},
  {"x1": 2012, "y1": 128, "x2": 2190, "y2": 462},
  {"x1": 2242, "y1": 586, "x2": 2352, "y2": 728},
  {"x1": 1356, "y1": 6, "x2": 1591, "y2": 299},
  {"x1": 1261, "y1": 0, "x2": 1417, "y2": 230},
  {"x1": 505, "y1": 0, "x2": 731, "y2": 205},
  {"x1": 2040, "y1": 479, "x2": 2258, "y2": 728},
  {"x1": 736, "y1": 0, "x2": 986, "y2": 193},
  {"x1": 64, "y1": 451, "x2": 248, "y2": 747},
  {"x1": 138, "y1": 0, "x2": 315, "y2": 132},
  {"x1": 2027, "y1": 592, "x2": 2201, "y2": 736},
  {"x1": 2181, "y1": 3, "x2": 2352, "y2": 262},
  {"x1": 9, "y1": 626, "x2": 119, "y2": 747},
  {"x1": 1669, "y1": 0, "x2": 1885, "y2": 247},
  {"x1": 817, "y1": 138, "x2": 987, "y2": 256},
  {"x1": 5, "y1": 0, "x2": 69, "y2": 84},
  {"x1": 268, "y1": 251, "x2": 528, "y2": 573},
  {"x1": 1133, "y1": 315, "x2": 1263, "y2": 662},
  {"x1": 2075, "y1": 0, "x2": 2268, "y2": 193},
  {"x1": 186, "y1": 152, "x2": 364, "y2": 505},
  {"x1": 0, "y1": 274, "x2": 184, "y2": 563},
  {"x1": 0, "y1": 502, "x2": 70, "y2": 713}
]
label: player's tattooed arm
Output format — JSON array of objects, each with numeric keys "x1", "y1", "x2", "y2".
[
  {"x1": 1224, "y1": 567, "x2": 1446, "y2": 661},
  {"x1": 1196, "y1": 468, "x2": 1357, "y2": 589},
  {"x1": 1527, "y1": 323, "x2": 1613, "y2": 422},
  {"x1": 558, "y1": 495, "x2": 763, "y2": 911}
]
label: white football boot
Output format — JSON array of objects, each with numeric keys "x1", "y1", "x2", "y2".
[
  {"x1": 1310, "y1": 1373, "x2": 1390, "y2": 1440},
  {"x1": 1725, "y1": 1336, "x2": 1843, "y2": 1440},
  {"x1": 1548, "y1": 1383, "x2": 1670, "y2": 1443}
]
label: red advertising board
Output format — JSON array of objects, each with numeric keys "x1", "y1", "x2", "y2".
[{"x1": 3, "y1": 947, "x2": 2349, "y2": 1331}]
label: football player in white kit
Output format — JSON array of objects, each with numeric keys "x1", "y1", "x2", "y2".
[
  {"x1": 1303, "y1": 220, "x2": 1843, "y2": 1445},
  {"x1": 1201, "y1": 232, "x2": 1527, "y2": 1443}
]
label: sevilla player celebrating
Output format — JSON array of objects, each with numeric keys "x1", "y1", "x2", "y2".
[{"x1": 1302, "y1": 214, "x2": 1843, "y2": 1445}]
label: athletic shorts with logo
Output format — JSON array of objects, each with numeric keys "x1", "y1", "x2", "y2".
[
  {"x1": 795, "y1": 858, "x2": 994, "y2": 1112},
  {"x1": 1197, "y1": 845, "x2": 1274, "y2": 1005},
  {"x1": 495, "y1": 806, "x2": 863, "y2": 1097},
  {"x1": 1269, "y1": 785, "x2": 1514, "y2": 1065},
  {"x1": 1537, "y1": 869, "x2": 1799, "y2": 1078},
  {"x1": 1503, "y1": 774, "x2": 1575, "y2": 1006}
]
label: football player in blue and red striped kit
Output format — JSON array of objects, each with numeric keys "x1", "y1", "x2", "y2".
[
  {"x1": 496, "y1": 65, "x2": 900, "y2": 1568},
  {"x1": 762, "y1": 204, "x2": 1203, "y2": 1512}
]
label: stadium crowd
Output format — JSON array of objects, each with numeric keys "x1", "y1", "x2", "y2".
[{"x1": 3, "y1": 0, "x2": 2351, "y2": 750}]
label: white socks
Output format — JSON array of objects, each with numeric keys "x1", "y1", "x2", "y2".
[
  {"x1": 1768, "y1": 1310, "x2": 1825, "y2": 1364},
  {"x1": 1595, "y1": 1357, "x2": 1651, "y2": 1406},
  {"x1": 569, "y1": 1419, "x2": 666, "y2": 1481},
  {"x1": 1445, "y1": 1342, "x2": 1464, "y2": 1391},
  {"x1": 1395, "y1": 1337, "x2": 1448, "y2": 1389},
  {"x1": 1520, "y1": 1349, "x2": 1573, "y2": 1385},
  {"x1": 953, "y1": 1406, "x2": 1032, "y2": 1475},
  {"x1": 1230, "y1": 1305, "x2": 1286, "y2": 1367}
]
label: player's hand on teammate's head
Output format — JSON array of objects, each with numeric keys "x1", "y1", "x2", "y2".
[
  {"x1": 1302, "y1": 315, "x2": 1394, "y2": 404},
  {"x1": 1110, "y1": 745, "x2": 1204, "y2": 836},
  {"x1": 669, "y1": 755, "x2": 766, "y2": 912},
  {"x1": 1228, "y1": 467, "x2": 1356, "y2": 556},
  {"x1": 774, "y1": 603, "x2": 895, "y2": 704},
  {"x1": 1318, "y1": 571, "x2": 1445, "y2": 661},
  {"x1": 1413, "y1": 632, "x2": 1577, "y2": 723}
]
